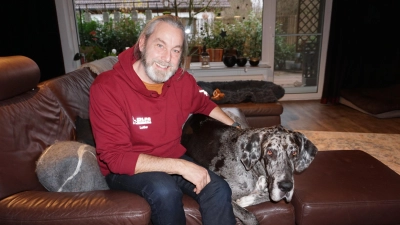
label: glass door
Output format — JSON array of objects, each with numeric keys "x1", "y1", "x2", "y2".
[{"x1": 273, "y1": 0, "x2": 325, "y2": 94}]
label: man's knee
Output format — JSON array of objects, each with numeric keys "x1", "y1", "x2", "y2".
[
  {"x1": 204, "y1": 174, "x2": 232, "y2": 201},
  {"x1": 141, "y1": 175, "x2": 186, "y2": 225},
  {"x1": 216, "y1": 179, "x2": 232, "y2": 199},
  {"x1": 143, "y1": 176, "x2": 184, "y2": 205},
  {"x1": 151, "y1": 185, "x2": 183, "y2": 201}
]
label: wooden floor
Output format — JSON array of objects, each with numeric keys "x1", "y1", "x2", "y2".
[{"x1": 280, "y1": 100, "x2": 400, "y2": 134}]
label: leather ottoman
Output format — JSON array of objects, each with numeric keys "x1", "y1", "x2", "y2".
[{"x1": 293, "y1": 150, "x2": 400, "y2": 225}]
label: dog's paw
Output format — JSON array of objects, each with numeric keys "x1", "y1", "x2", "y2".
[
  {"x1": 236, "y1": 196, "x2": 256, "y2": 207},
  {"x1": 256, "y1": 175, "x2": 267, "y2": 191}
]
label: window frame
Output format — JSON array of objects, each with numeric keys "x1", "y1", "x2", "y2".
[{"x1": 55, "y1": 0, "x2": 332, "y2": 101}]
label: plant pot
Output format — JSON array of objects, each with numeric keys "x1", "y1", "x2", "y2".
[
  {"x1": 223, "y1": 55, "x2": 237, "y2": 67},
  {"x1": 249, "y1": 57, "x2": 260, "y2": 66},
  {"x1": 213, "y1": 48, "x2": 224, "y2": 62},
  {"x1": 236, "y1": 57, "x2": 247, "y2": 67},
  {"x1": 206, "y1": 49, "x2": 214, "y2": 62}
]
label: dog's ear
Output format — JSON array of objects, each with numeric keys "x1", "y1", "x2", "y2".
[
  {"x1": 240, "y1": 133, "x2": 262, "y2": 170},
  {"x1": 293, "y1": 132, "x2": 318, "y2": 172}
]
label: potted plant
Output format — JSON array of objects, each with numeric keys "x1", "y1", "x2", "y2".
[
  {"x1": 76, "y1": 17, "x2": 106, "y2": 62},
  {"x1": 230, "y1": 21, "x2": 248, "y2": 66},
  {"x1": 184, "y1": 34, "x2": 202, "y2": 68},
  {"x1": 77, "y1": 14, "x2": 143, "y2": 61},
  {"x1": 211, "y1": 20, "x2": 243, "y2": 67},
  {"x1": 244, "y1": 12, "x2": 262, "y2": 66},
  {"x1": 218, "y1": 28, "x2": 237, "y2": 67},
  {"x1": 274, "y1": 23, "x2": 299, "y2": 70},
  {"x1": 201, "y1": 20, "x2": 224, "y2": 62}
]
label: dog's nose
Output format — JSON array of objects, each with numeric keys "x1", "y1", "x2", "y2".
[{"x1": 278, "y1": 181, "x2": 293, "y2": 192}]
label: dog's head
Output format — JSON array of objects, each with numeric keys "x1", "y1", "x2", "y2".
[{"x1": 239, "y1": 125, "x2": 318, "y2": 202}]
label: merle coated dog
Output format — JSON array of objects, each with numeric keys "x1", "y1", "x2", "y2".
[{"x1": 181, "y1": 114, "x2": 318, "y2": 225}]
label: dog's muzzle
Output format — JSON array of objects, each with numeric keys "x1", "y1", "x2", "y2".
[
  {"x1": 278, "y1": 180, "x2": 293, "y2": 192},
  {"x1": 269, "y1": 177, "x2": 294, "y2": 202}
]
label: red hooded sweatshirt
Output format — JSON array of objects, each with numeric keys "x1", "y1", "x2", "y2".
[{"x1": 89, "y1": 47, "x2": 217, "y2": 176}]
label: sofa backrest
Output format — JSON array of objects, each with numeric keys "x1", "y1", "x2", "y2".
[
  {"x1": 0, "y1": 56, "x2": 96, "y2": 200},
  {"x1": 40, "y1": 66, "x2": 96, "y2": 122}
]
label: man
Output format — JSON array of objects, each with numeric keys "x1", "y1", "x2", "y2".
[{"x1": 89, "y1": 15, "x2": 237, "y2": 225}]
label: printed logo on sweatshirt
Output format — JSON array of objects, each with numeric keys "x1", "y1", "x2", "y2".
[
  {"x1": 199, "y1": 90, "x2": 209, "y2": 96},
  {"x1": 132, "y1": 117, "x2": 152, "y2": 125}
]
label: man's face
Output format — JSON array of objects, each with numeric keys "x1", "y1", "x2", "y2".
[{"x1": 140, "y1": 22, "x2": 183, "y2": 83}]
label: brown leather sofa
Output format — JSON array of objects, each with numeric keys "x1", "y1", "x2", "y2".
[
  {"x1": 0, "y1": 56, "x2": 293, "y2": 225},
  {"x1": 1, "y1": 56, "x2": 400, "y2": 225}
]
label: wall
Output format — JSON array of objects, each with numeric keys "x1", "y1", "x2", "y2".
[{"x1": 0, "y1": 0, "x2": 65, "y2": 82}]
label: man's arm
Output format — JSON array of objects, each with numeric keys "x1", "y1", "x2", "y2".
[
  {"x1": 135, "y1": 154, "x2": 210, "y2": 194},
  {"x1": 209, "y1": 106, "x2": 237, "y2": 126}
]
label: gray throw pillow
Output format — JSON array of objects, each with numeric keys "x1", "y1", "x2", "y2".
[{"x1": 36, "y1": 141, "x2": 109, "y2": 192}]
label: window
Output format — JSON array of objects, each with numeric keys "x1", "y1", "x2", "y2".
[
  {"x1": 55, "y1": 0, "x2": 332, "y2": 100},
  {"x1": 73, "y1": 0, "x2": 264, "y2": 64},
  {"x1": 273, "y1": 0, "x2": 328, "y2": 94}
]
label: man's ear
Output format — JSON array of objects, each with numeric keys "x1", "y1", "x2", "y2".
[
  {"x1": 240, "y1": 133, "x2": 262, "y2": 170},
  {"x1": 138, "y1": 36, "x2": 145, "y2": 51},
  {"x1": 293, "y1": 132, "x2": 318, "y2": 172}
]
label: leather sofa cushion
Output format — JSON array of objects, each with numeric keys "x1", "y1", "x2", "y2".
[
  {"x1": 293, "y1": 150, "x2": 400, "y2": 225},
  {"x1": 182, "y1": 194, "x2": 295, "y2": 225}
]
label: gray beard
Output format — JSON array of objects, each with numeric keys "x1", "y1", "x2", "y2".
[{"x1": 141, "y1": 48, "x2": 177, "y2": 83}]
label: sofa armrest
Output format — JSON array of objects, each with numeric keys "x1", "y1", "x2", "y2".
[{"x1": 0, "y1": 190, "x2": 151, "y2": 225}]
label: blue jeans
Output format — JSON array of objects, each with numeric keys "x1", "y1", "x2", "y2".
[{"x1": 105, "y1": 154, "x2": 236, "y2": 225}]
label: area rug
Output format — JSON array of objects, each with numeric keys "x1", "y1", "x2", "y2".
[{"x1": 297, "y1": 130, "x2": 400, "y2": 175}]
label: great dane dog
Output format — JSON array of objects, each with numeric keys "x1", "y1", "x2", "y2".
[{"x1": 181, "y1": 114, "x2": 318, "y2": 225}]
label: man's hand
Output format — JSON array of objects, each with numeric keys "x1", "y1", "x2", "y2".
[
  {"x1": 179, "y1": 160, "x2": 211, "y2": 194},
  {"x1": 135, "y1": 154, "x2": 210, "y2": 194}
]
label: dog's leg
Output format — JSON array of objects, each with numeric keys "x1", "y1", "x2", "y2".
[
  {"x1": 236, "y1": 176, "x2": 270, "y2": 207},
  {"x1": 251, "y1": 161, "x2": 267, "y2": 179},
  {"x1": 232, "y1": 201, "x2": 259, "y2": 225},
  {"x1": 238, "y1": 191, "x2": 271, "y2": 207}
]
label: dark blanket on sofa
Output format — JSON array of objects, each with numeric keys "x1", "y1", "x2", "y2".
[{"x1": 197, "y1": 80, "x2": 285, "y2": 104}]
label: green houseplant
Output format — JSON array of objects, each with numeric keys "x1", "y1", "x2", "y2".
[
  {"x1": 76, "y1": 18, "x2": 106, "y2": 62},
  {"x1": 200, "y1": 20, "x2": 224, "y2": 62},
  {"x1": 244, "y1": 12, "x2": 262, "y2": 64},
  {"x1": 76, "y1": 14, "x2": 143, "y2": 62},
  {"x1": 274, "y1": 23, "x2": 297, "y2": 70}
]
